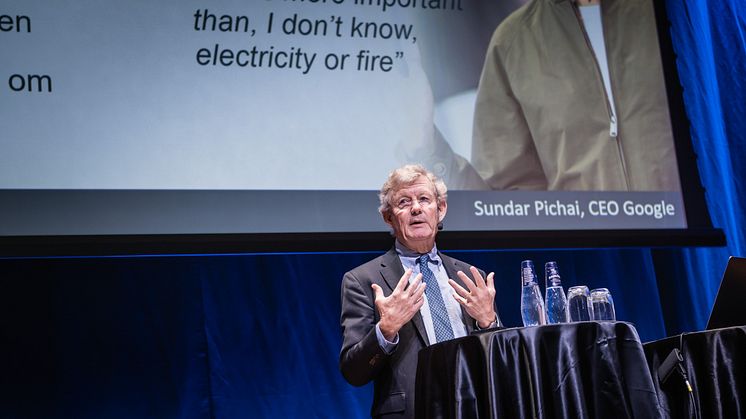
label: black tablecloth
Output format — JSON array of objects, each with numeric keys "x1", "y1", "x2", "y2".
[
  {"x1": 415, "y1": 322, "x2": 662, "y2": 419},
  {"x1": 643, "y1": 326, "x2": 746, "y2": 419}
]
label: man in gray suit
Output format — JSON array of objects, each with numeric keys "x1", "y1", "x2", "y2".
[{"x1": 339, "y1": 164, "x2": 502, "y2": 418}]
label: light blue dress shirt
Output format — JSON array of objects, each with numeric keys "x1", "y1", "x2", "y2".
[{"x1": 376, "y1": 241, "x2": 467, "y2": 353}]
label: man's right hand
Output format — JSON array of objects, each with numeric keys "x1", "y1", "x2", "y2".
[{"x1": 372, "y1": 268, "x2": 426, "y2": 341}]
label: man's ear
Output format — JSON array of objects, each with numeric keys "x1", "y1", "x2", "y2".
[
  {"x1": 438, "y1": 200, "x2": 448, "y2": 222},
  {"x1": 382, "y1": 211, "x2": 394, "y2": 227}
]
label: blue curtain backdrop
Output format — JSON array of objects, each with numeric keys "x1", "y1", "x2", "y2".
[
  {"x1": 1, "y1": 1, "x2": 744, "y2": 418},
  {"x1": 651, "y1": 0, "x2": 746, "y2": 336}
]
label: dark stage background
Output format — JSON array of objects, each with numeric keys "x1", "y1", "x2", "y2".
[{"x1": 2, "y1": 1, "x2": 745, "y2": 418}]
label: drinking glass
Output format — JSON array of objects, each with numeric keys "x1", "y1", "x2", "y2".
[
  {"x1": 590, "y1": 288, "x2": 616, "y2": 321},
  {"x1": 567, "y1": 285, "x2": 592, "y2": 322}
]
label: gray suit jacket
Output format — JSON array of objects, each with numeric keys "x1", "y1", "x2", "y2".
[{"x1": 339, "y1": 247, "x2": 501, "y2": 418}]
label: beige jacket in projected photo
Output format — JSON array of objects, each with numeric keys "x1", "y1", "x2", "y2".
[{"x1": 472, "y1": 0, "x2": 681, "y2": 191}]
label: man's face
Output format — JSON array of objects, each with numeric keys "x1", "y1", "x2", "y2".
[{"x1": 385, "y1": 177, "x2": 447, "y2": 253}]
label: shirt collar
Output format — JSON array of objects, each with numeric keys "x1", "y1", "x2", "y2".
[{"x1": 394, "y1": 240, "x2": 441, "y2": 264}]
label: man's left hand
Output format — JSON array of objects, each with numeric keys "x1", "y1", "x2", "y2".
[{"x1": 449, "y1": 267, "x2": 497, "y2": 328}]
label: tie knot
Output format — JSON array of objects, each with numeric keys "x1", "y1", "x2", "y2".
[{"x1": 417, "y1": 255, "x2": 430, "y2": 267}]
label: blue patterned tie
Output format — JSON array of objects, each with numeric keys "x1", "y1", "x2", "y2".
[{"x1": 418, "y1": 255, "x2": 455, "y2": 343}]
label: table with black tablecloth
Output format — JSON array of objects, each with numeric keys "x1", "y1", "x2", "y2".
[
  {"x1": 643, "y1": 325, "x2": 746, "y2": 419},
  {"x1": 415, "y1": 322, "x2": 662, "y2": 419}
]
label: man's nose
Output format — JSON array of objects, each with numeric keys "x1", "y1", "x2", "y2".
[{"x1": 411, "y1": 201, "x2": 423, "y2": 213}]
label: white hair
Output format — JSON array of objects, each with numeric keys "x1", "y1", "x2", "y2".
[{"x1": 378, "y1": 164, "x2": 447, "y2": 217}]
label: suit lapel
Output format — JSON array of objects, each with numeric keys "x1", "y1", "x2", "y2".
[
  {"x1": 379, "y1": 247, "x2": 430, "y2": 346},
  {"x1": 439, "y1": 252, "x2": 476, "y2": 334}
]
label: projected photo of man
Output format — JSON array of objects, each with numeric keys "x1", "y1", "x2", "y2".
[
  {"x1": 394, "y1": 0, "x2": 525, "y2": 190},
  {"x1": 472, "y1": 0, "x2": 681, "y2": 191}
]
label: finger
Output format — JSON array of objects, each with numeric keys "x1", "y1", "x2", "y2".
[
  {"x1": 452, "y1": 292, "x2": 467, "y2": 306},
  {"x1": 486, "y1": 272, "x2": 495, "y2": 290},
  {"x1": 448, "y1": 278, "x2": 469, "y2": 297},
  {"x1": 414, "y1": 295, "x2": 425, "y2": 310},
  {"x1": 371, "y1": 283, "x2": 384, "y2": 301},
  {"x1": 407, "y1": 273, "x2": 422, "y2": 296},
  {"x1": 456, "y1": 270, "x2": 476, "y2": 292},
  {"x1": 470, "y1": 266, "x2": 486, "y2": 288},
  {"x1": 412, "y1": 282, "x2": 426, "y2": 301},
  {"x1": 396, "y1": 268, "x2": 413, "y2": 293}
]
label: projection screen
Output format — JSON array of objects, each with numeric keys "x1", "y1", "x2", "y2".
[{"x1": 0, "y1": 0, "x2": 723, "y2": 254}]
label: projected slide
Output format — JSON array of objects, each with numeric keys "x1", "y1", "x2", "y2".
[{"x1": 0, "y1": 0, "x2": 688, "y2": 236}]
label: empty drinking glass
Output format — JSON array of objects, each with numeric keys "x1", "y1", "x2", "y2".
[
  {"x1": 567, "y1": 285, "x2": 592, "y2": 322},
  {"x1": 590, "y1": 288, "x2": 616, "y2": 321}
]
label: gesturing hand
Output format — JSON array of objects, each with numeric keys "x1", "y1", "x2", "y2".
[
  {"x1": 448, "y1": 266, "x2": 497, "y2": 328},
  {"x1": 372, "y1": 268, "x2": 426, "y2": 341}
]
